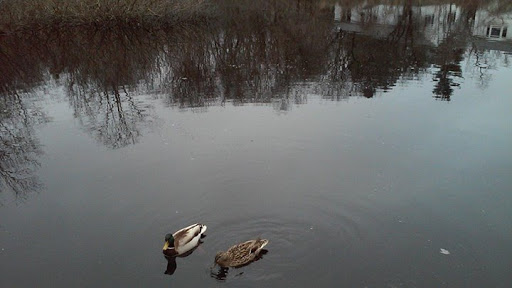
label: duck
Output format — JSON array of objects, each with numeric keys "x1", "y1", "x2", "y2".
[
  {"x1": 163, "y1": 223, "x2": 207, "y2": 257},
  {"x1": 214, "y1": 238, "x2": 269, "y2": 268}
]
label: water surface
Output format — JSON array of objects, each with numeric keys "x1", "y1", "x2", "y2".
[{"x1": 1, "y1": 1, "x2": 512, "y2": 287}]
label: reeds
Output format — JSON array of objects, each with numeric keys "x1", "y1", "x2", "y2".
[{"x1": 0, "y1": 0, "x2": 214, "y2": 33}]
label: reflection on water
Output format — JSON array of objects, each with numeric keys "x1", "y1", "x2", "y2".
[
  {"x1": 210, "y1": 267, "x2": 230, "y2": 281},
  {"x1": 69, "y1": 87, "x2": 155, "y2": 149},
  {"x1": 0, "y1": 93, "x2": 48, "y2": 202},
  {"x1": 0, "y1": 1, "x2": 509, "y2": 109},
  {"x1": 0, "y1": 2, "x2": 511, "y2": 286},
  {"x1": 210, "y1": 249, "x2": 268, "y2": 281},
  {"x1": 163, "y1": 237, "x2": 205, "y2": 276},
  {"x1": 0, "y1": 0, "x2": 510, "y2": 199},
  {"x1": 165, "y1": 256, "x2": 178, "y2": 275}
]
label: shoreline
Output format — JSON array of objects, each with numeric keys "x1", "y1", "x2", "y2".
[
  {"x1": 0, "y1": 0, "x2": 214, "y2": 35},
  {"x1": 0, "y1": 0, "x2": 502, "y2": 35}
]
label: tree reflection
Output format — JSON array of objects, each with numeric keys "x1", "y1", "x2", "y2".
[
  {"x1": 159, "y1": 3, "x2": 324, "y2": 110},
  {"x1": 56, "y1": 28, "x2": 161, "y2": 149},
  {"x1": 1, "y1": 28, "x2": 159, "y2": 149},
  {"x1": 0, "y1": 33, "x2": 47, "y2": 202},
  {"x1": 323, "y1": 2, "x2": 431, "y2": 99},
  {"x1": 0, "y1": 92, "x2": 47, "y2": 202},
  {"x1": 0, "y1": 0, "x2": 509, "y2": 151},
  {"x1": 68, "y1": 86, "x2": 152, "y2": 149},
  {"x1": 466, "y1": 38, "x2": 511, "y2": 90},
  {"x1": 428, "y1": 5, "x2": 471, "y2": 101},
  {"x1": 1, "y1": 0, "x2": 510, "y2": 205}
]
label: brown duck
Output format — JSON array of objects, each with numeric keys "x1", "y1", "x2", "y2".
[{"x1": 214, "y1": 238, "x2": 269, "y2": 268}]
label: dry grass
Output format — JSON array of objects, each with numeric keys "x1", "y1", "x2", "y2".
[
  {"x1": 0, "y1": 0, "x2": 214, "y2": 33},
  {"x1": 1, "y1": 0, "x2": 508, "y2": 34}
]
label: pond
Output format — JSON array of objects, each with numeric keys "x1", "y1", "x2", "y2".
[{"x1": 1, "y1": 1, "x2": 512, "y2": 287}]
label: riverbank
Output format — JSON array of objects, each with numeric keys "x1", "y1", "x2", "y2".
[
  {"x1": 0, "y1": 0, "x2": 213, "y2": 34},
  {"x1": 0, "y1": 0, "x2": 506, "y2": 35}
]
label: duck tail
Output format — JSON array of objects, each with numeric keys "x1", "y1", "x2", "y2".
[
  {"x1": 200, "y1": 224, "x2": 207, "y2": 234},
  {"x1": 255, "y1": 238, "x2": 269, "y2": 254}
]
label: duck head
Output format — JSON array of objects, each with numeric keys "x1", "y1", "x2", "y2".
[
  {"x1": 163, "y1": 233, "x2": 175, "y2": 250},
  {"x1": 214, "y1": 251, "x2": 229, "y2": 267}
]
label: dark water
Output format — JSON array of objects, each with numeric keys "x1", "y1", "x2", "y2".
[{"x1": 1, "y1": 1, "x2": 512, "y2": 287}]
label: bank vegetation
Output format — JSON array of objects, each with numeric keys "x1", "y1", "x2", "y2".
[
  {"x1": 0, "y1": 0, "x2": 509, "y2": 34},
  {"x1": 0, "y1": 0, "x2": 213, "y2": 33}
]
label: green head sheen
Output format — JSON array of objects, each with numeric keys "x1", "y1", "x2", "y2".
[{"x1": 165, "y1": 234, "x2": 175, "y2": 246}]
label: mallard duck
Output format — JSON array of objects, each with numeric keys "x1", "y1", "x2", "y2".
[
  {"x1": 214, "y1": 238, "x2": 269, "y2": 268},
  {"x1": 163, "y1": 223, "x2": 207, "y2": 257}
]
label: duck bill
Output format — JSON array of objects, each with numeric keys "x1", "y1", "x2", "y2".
[{"x1": 163, "y1": 241, "x2": 170, "y2": 250}]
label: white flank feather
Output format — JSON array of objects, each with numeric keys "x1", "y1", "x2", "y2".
[{"x1": 173, "y1": 224, "x2": 207, "y2": 255}]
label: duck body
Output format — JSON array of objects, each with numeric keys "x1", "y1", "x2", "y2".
[
  {"x1": 163, "y1": 223, "x2": 207, "y2": 257},
  {"x1": 215, "y1": 238, "x2": 269, "y2": 268}
]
